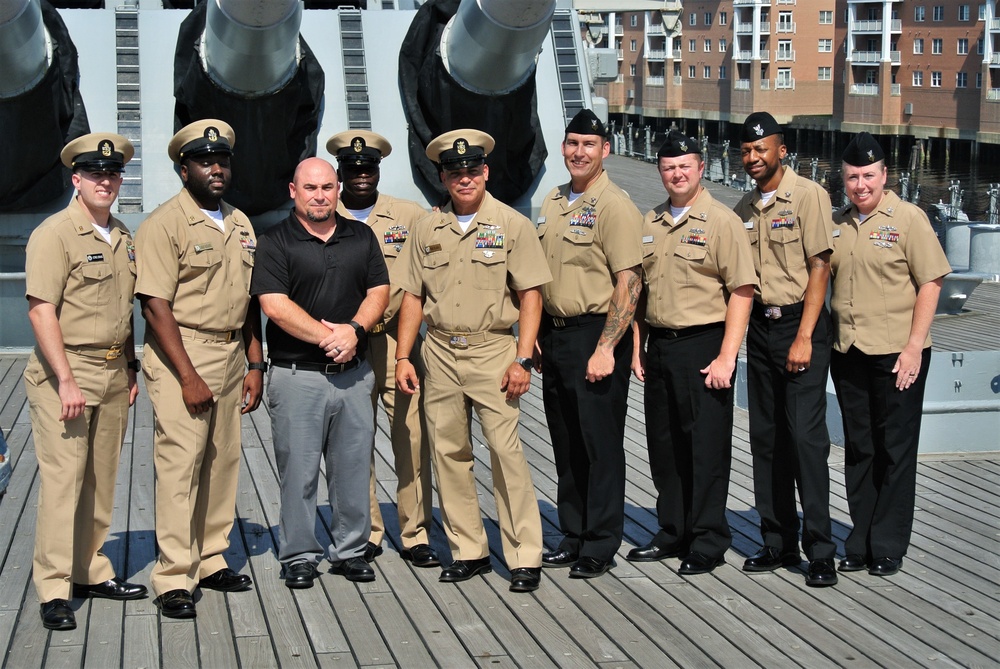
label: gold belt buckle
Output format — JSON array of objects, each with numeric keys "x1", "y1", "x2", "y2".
[
  {"x1": 370, "y1": 321, "x2": 386, "y2": 335},
  {"x1": 106, "y1": 343, "x2": 124, "y2": 360},
  {"x1": 449, "y1": 335, "x2": 468, "y2": 349}
]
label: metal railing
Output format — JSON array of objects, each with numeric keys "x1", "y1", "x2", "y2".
[
  {"x1": 734, "y1": 79, "x2": 751, "y2": 90},
  {"x1": 850, "y1": 83, "x2": 879, "y2": 95}
]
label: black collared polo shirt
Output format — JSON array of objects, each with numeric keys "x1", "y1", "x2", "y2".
[{"x1": 251, "y1": 211, "x2": 388, "y2": 363}]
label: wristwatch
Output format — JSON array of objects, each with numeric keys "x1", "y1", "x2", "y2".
[
  {"x1": 514, "y1": 356, "x2": 533, "y2": 372},
  {"x1": 349, "y1": 320, "x2": 365, "y2": 340},
  {"x1": 247, "y1": 361, "x2": 268, "y2": 372},
  {"x1": 127, "y1": 360, "x2": 141, "y2": 372}
]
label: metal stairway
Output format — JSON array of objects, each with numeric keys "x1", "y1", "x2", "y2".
[
  {"x1": 550, "y1": 8, "x2": 586, "y2": 125},
  {"x1": 339, "y1": 9, "x2": 371, "y2": 129},
  {"x1": 115, "y1": 5, "x2": 142, "y2": 213}
]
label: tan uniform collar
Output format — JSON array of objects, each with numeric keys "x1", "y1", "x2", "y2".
[
  {"x1": 653, "y1": 187, "x2": 713, "y2": 229},
  {"x1": 68, "y1": 196, "x2": 127, "y2": 247},
  {"x1": 177, "y1": 187, "x2": 241, "y2": 230},
  {"x1": 553, "y1": 170, "x2": 610, "y2": 211},
  {"x1": 750, "y1": 166, "x2": 798, "y2": 211},
  {"x1": 841, "y1": 189, "x2": 901, "y2": 227},
  {"x1": 435, "y1": 191, "x2": 499, "y2": 236}
]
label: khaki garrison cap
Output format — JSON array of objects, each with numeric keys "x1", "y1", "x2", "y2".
[
  {"x1": 327, "y1": 130, "x2": 392, "y2": 166},
  {"x1": 168, "y1": 119, "x2": 235, "y2": 164},
  {"x1": 61, "y1": 133, "x2": 134, "y2": 172},
  {"x1": 425, "y1": 129, "x2": 494, "y2": 170}
]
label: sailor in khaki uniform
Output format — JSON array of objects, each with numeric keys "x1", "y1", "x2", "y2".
[
  {"x1": 135, "y1": 120, "x2": 265, "y2": 619},
  {"x1": 26, "y1": 134, "x2": 146, "y2": 631},
  {"x1": 327, "y1": 130, "x2": 438, "y2": 569},
  {"x1": 394, "y1": 130, "x2": 551, "y2": 593},
  {"x1": 734, "y1": 112, "x2": 838, "y2": 587},
  {"x1": 628, "y1": 132, "x2": 756, "y2": 575},
  {"x1": 830, "y1": 133, "x2": 950, "y2": 577},
  {"x1": 536, "y1": 109, "x2": 644, "y2": 578}
]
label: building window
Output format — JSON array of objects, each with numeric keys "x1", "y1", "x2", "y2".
[
  {"x1": 958, "y1": 38, "x2": 969, "y2": 54},
  {"x1": 704, "y1": 65, "x2": 711, "y2": 79},
  {"x1": 704, "y1": 12, "x2": 712, "y2": 26},
  {"x1": 778, "y1": 12, "x2": 793, "y2": 32},
  {"x1": 819, "y1": 39, "x2": 833, "y2": 52},
  {"x1": 978, "y1": 38, "x2": 985, "y2": 55},
  {"x1": 705, "y1": 39, "x2": 712, "y2": 52},
  {"x1": 932, "y1": 38, "x2": 942, "y2": 54},
  {"x1": 957, "y1": 72, "x2": 968, "y2": 87},
  {"x1": 915, "y1": 6, "x2": 926, "y2": 21},
  {"x1": 819, "y1": 10, "x2": 833, "y2": 25},
  {"x1": 719, "y1": 65, "x2": 727, "y2": 79},
  {"x1": 913, "y1": 38, "x2": 924, "y2": 54},
  {"x1": 913, "y1": 70, "x2": 923, "y2": 86},
  {"x1": 959, "y1": 5, "x2": 970, "y2": 21},
  {"x1": 720, "y1": 38, "x2": 727, "y2": 52},
  {"x1": 818, "y1": 66, "x2": 831, "y2": 80},
  {"x1": 630, "y1": 39, "x2": 637, "y2": 52},
  {"x1": 689, "y1": 39, "x2": 696, "y2": 52},
  {"x1": 688, "y1": 64, "x2": 696, "y2": 78},
  {"x1": 977, "y1": 71, "x2": 983, "y2": 88},
  {"x1": 630, "y1": 15, "x2": 638, "y2": 27},
  {"x1": 931, "y1": 71, "x2": 942, "y2": 86},
  {"x1": 689, "y1": 12, "x2": 696, "y2": 26},
  {"x1": 933, "y1": 6, "x2": 944, "y2": 21},
  {"x1": 980, "y1": 4, "x2": 987, "y2": 21},
  {"x1": 719, "y1": 11, "x2": 727, "y2": 26},
  {"x1": 777, "y1": 68, "x2": 793, "y2": 89},
  {"x1": 630, "y1": 64, "x2": 636, "y2": 76},
  {"x1": 778, "y1": 40, "x2": 793, "y2": 60}
]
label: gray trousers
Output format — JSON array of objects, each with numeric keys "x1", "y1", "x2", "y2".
[{"x1": 268, "y1": 362, "x2": 375, "y2": 565}]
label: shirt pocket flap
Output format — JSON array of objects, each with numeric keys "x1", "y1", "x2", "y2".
[
  {"x1": 80, "y1": 263, "x2": 111, "y2": 281},
  {"x1": 471, "y1": 249, "x2": 507, "y2": 265},
  {"x1": 189, "y1": 250, "x2": 223, "y2": 268},
  {"x1": 563, "y1": 226, "x2": 595, "y2": 245},
  {"x1": 422, "y1": 251, "x2": 450, "y2": 269},
  {"x1": 770, "y1": 227, "x2": 801, "y2": 244},
  {"x1": 673, "y1": 244, "x2": 709, "y2": 261}
]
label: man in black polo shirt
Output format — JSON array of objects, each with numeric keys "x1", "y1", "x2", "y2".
[{"x1": 251, "y1": 158, "x2": 389, "y2": 588}]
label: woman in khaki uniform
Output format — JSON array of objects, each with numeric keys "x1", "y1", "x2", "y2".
[
  {"x1": 830, "y1": 133, "x2": 951, "y2": 578},
  {"x1": 25, "y1": 134, "x2": 146, "y2": 630}
]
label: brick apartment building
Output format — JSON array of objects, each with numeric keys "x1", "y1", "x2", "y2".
[{"x1": 579, "y1": 0, "x2": 1000, "y2": 149}]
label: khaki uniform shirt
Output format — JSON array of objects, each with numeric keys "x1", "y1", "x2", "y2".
[
  {"x1": 25, "y1": 197, "x2": 135, "y2": 348},
  {"x1": 393, "y1": 192, "x2": 551, "y2": 332},
  {"x1": 337, "y1": 193, "x2": 426, "y2": 324},
  {"x1": 134, "y1": 188, "x2": 255, "y2": 332},
  {"x1": 642, "y1": 188, "x2": 758, "y2": 329},
  {"x1": 734, "y1": 167, "x2": 833, "y2": 306},
  {"x1": 537, "y1": 170, "x2": 643, "y2": 318},
  {"x1": 830, "y1": 190, "x2": 951, "y2": 355}
]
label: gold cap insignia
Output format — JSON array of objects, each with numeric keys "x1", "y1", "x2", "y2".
[
  {"x1": 99, "y1": 140, "x2": 113, "y2": 157},
  {"x1": 456, "y1": 139, "x2": 467, "y2": 155},
  {"x1": 679, "y1": 141, "x2": 687, "y2": 151},
  {"x1": 867, "y1": 150, "x2": 875, "y2": 161},
  {"x1": 591, "y1": 119, "x2": 598, "y2": 130},
  {"x1": 206, "y1": 127, "x2": 219, "y2": 142},
  {"x1": 353, "y1": 137, "x2": 364, "y2": 153}
]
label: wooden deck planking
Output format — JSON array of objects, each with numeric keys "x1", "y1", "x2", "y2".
[{"x1": 0, "y1": 355, "x2": 997, "y2": 667}]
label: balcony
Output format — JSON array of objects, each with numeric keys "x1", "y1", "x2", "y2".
[
  {"x1": 988, "y1": 88, "x2": 1000, "y2": 100},
  {"x1": 735, "y1": 22, "x2": 753, "y2": 33},
  {"x1": 673, "y1": 75, "x2": 683, "y2": 85},
  {"x1": 891, "y1": 83, "x2": 901, "y2": 96},
  {"x1": 648, "y1": 49, "x2": 666, "y2": 61},
  {"x1": 617, "y1": 49, "x2": 623, "y2": 60},
  {"x1": 850, "y1": 83, "x2": 880, "y2": 96},
  {"x1": 646, "y1": 76, "x2": 665, "y2": 86},
  {"x1": 776, "y1": 22, "x2": 795, "y2": 33},
  {"x1": 991, "y1": 53, "x2": 1000, "y2": 65},
  {"x1": 614, "y1": 25, "x2": 623, "y2": 36},
  {"x1": 672, "y1": 48, "x2": 682, "y2": 59},
  {"x1": 776, "y1": 0, "x2": 796, "y2": 4},
  {"x1": 733, "y1": 0, "x2": 760, "y2": 6},
  {"x1": 648, "y1": 23, "x2": 665, "y2": 36},
  {"x1": 991, "y1": 18, "x2": 1000, "y2": 31},
  {"x1": 734, "y1": 50, "x2": 753, "y2": 61},
  {"x1": 759, "y1": 21, "x2": 770, "y2": 34},
  {"x1": 851, "y1": 19, "x2": 901, "y2": 33},
  {"x1": 776, "y1": 77, "x2": 795, "y2": 90},
  {"x1": 760, "y1": 79, "x2": 771, "y2": 90},
  {"x1": 776, "y1": 49, "x2": 795, "y2": 61},
  {"x1": 851, "y1": 50, "x2": 901, "y2": 65},
  {"x1": 735, "y1": 79, "x2": 751, "y2": 90}
]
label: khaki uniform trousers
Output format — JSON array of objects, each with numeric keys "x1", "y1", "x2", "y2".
[
  {"x1": 421, "y1": 332, "x2": 542, "y2": 568},
  {"x1": 26, "y1": 351, "x2": 129, "y2": 603},
  {"x1": 367, "y1": 329, "x2": 433, "y2": 548},
  {"x1": 143, "y1": 333, "x2": 245, "y2": 596}
]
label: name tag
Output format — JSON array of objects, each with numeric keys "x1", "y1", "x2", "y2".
[
  {"x1": 86, "y1": 253, "x2": 105, "y2": 262},
  {"x1": 642, "y1": 235, "x2": 654, "y2": 244},
  {"x1": 425, "y1": 243, "x2": 442, "y2": 253},
  {"x1": 536, "y1": 216, "x2": 546, "y2": 225},
  {"x1": 744, "y1": 221, "x2": 754, "y2": 230},
  {"x1": 832, "y1": 229, "x2": 841, "y2": 238},
  {"x1": 194, "y1": 243, "x2": 214, "y2": 253}
]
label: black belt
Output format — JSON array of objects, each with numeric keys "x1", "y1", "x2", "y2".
[
  {"x1": 270, "y1": 359, "x2": 361, "y2": 375},
  {"x1": 752, "y1": 301, "x2": 804, "y2": 321},
  {"x1": 648, "y1": 322, "x2": 724, "y2": 339},
  {"x1": 548, "y1": 313, "x2": 606, "y2": 328}
]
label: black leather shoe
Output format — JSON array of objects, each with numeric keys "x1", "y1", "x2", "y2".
[
  {"x1": 439, "y1": 557, "x2": 492, "y2": 582},
  {"x1": 805, "y1": 558, "x2": 838, "y2": 587},
  {"x1": 569, "y1": 556, "x2": 614, "y2": 579},
  {"x1": 40, "y1": 599, "x2": 76, "y2": 631},
  {"x1": 626, "y1": 542, "x2": 685, "y2": 562},
  {"x1": 869, "y1": 557, "x2": 902, "y2": 577},
  {"x1": 154, "y1": 589, "x2": 196, "y2": 619},
  {"x1": 73, "y1": 577, "x2": 147, "y2": 601},
  {"x1": 199, "y1": 567, "x2": 252, "y2": 592},
  {"x1": 400, "y1": 543, "x2": 440, "y2": 568},
  {"x1": 282, "y1": 562, "x2": 317, "y2": 589},
  {"x1": 541, "y1": 549, "x2": 578, "y2": 568},
  {"x1": 838, "y1": 554, "x2": 868, "y2": 572},
  {"x1": 742, "y1": 546, "x2": 801, "y2": 572},
  {"x1": 330, "y1": 557, "x2": 376, "y2": 582},
  {"x1": 509, "y1": 567, "x2": 541, "y2": 593},
  {"x1": 364, "y1": 541, "x2": 383, "y2": 562},
  {"x1": 678, "y1": 552, "x2": 725, "y2": 575}
]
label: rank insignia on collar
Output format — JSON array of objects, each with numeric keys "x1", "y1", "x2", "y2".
[
  {"x1": 886, "y1": 207, "x2": 894, "y2": 214},
  {"x1": 784, "y1": 192, "x2": 792, "y2": 197}
]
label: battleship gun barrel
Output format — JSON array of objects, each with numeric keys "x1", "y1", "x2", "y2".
[
  {"x1": 0, "y1": 0, "x2": 50, "y2": 99},
  {"x1": 203, "y1": 0, "x2": 302, "y2": 97},
  {"x1": 440, "y1": 0, "x2": 555, "y2": 95}
]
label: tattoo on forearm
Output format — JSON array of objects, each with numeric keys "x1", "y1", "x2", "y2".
[{"x1": 601, "y1": 268, "x2": 642, "y2": 346}]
